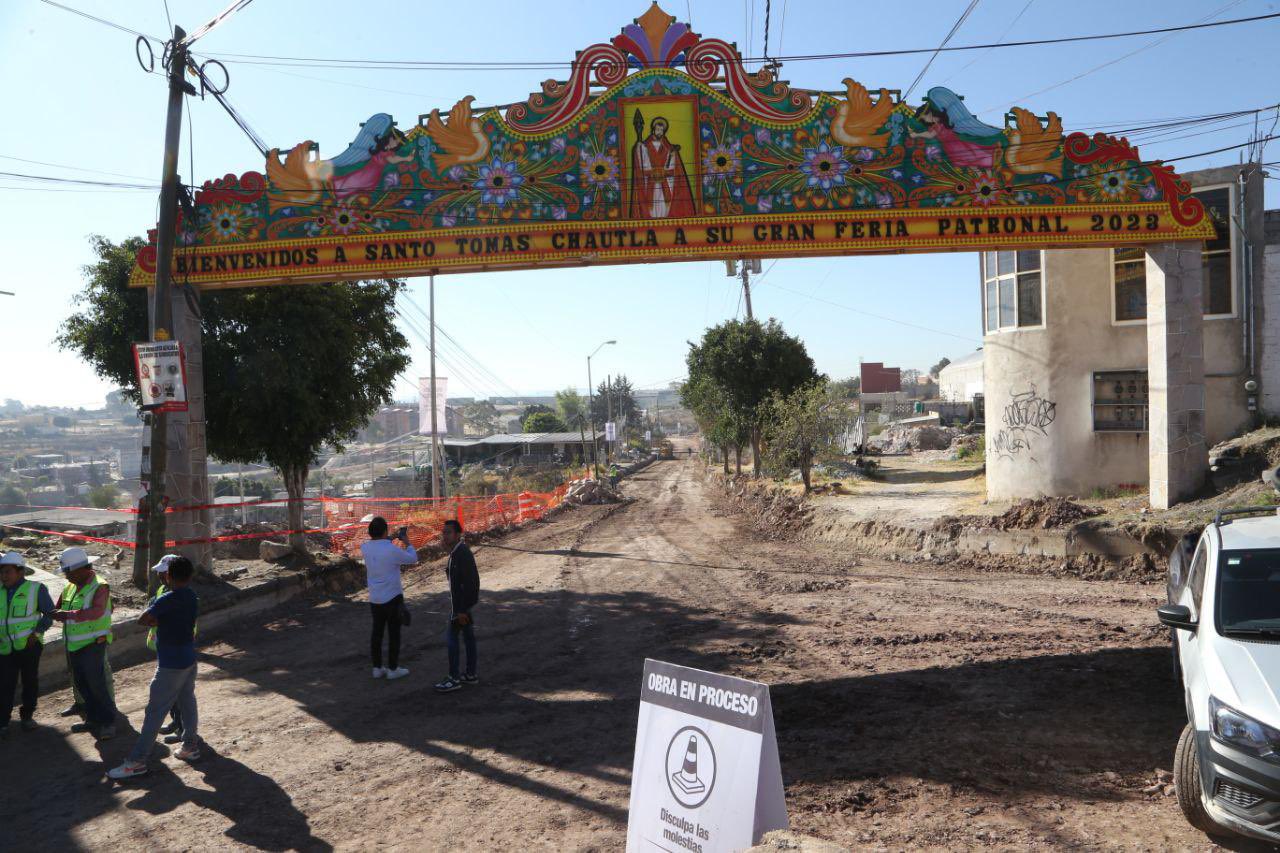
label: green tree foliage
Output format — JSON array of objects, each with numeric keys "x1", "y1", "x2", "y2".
[
  {"x1": 685, "y1": 319, "x2": 819, "y2": 474},
  {"x1": 52, "y1": 415, "x2": 72, "y2": 429},
  {"x1": 0, "y1": 485, "x2": 25, "y2": 507},
  {"x1": 554, "y1": 387, "x2": 586, "y2": 427},
  {"x1": 521, "y1": 403, "x2": 554, "y2": 420},
  {"x1": 830, "y1": 375, "x2": 861, "y2": 398},
  {"x1": 929, "y1": 357, "x2": 952, "y2": 378},
  {"x1": 461, "y1": 399, "x2": 500, "y2": 434},
  {"x1": 762, "y1": 382, "x2": 854, "y2": 491},
  {"x1": 590, "y1": 374, "x2": 640, "y2": 430},
  {"x1": 57, "y1": 235, "x2": 410, "y2": 552},
  {"x1": 523, "y1": 411, "x2": 567, "y2": 433},
  {"x1": 213, "y1": 478, "x2": 273, "y2": 500},
  {"x1": 88, "y1": 483, "x2": 120, "y2": 509},
  {"x1": 680, "y1": 375, "x2": 749, "y2": 474}
]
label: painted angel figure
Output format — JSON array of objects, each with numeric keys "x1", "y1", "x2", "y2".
[
  {"x1": 628, "y1": 113, "x2": 695, "y2": 219},
  {"x1": 326, "y1": 113, "x2": 415, "y2": 200},
  {"x1": 909, "y1": 87, "x2": 1006, "y2": 171}
]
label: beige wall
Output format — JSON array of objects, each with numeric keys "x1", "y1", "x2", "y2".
[{"x1": 985, "y1": 166, "x2": 1258, "y2": 501}]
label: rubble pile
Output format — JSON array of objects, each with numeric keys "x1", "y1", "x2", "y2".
[
  {"x1": 565, "y1": 478, "x2": 623, "y2": 505},
  {"x1": 990, "y1": 497, "x2": 1104, "y2": 530},
  {"x1": 868, "y1": 424, "x2": 963, "y2": 454}
]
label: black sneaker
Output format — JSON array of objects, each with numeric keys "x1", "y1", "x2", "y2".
[
  {"x1": 70, "y1": 722, "x2": 94, "y2": 733},
  {"x1": 434, "y1": 677, "x2": 462, "y2": 693},
  {"x1": 159, "y1": 721, "x2": 179, "y2": 735},
  {"x1": 459, "y1": 674, "x2": 479, "y2": 685},
  {"x1": 59, "y1": 704, "x2": 83, "y2": 718}
]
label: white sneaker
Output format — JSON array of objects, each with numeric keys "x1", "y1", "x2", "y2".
[
  {"x1": 372, "y1": 667, "x2": 386, "y2": 678},
  {"x1": 385, "y1": 667, "x2": 410, "y2": 680}
]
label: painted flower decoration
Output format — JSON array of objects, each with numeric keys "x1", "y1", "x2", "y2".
[
  {"x1": 332, "y1": 207, "x2": 359, "y2": 235},
  {"x1": 968, "y1": 173, "x2": 1003, "y2": 207},
  {"x1": 207, "y1": 205, "x2": 243, "y2": 242},
  {"x1": 800, "y1": 142, "x2": 850, "y2": 190},
  {"x1": 581, "y1": 153, "x2": 619, "y2": 186},
  {"x1": 703, "y1": 144, "x2": 740, "y2": 176},
  {"x1": 474, "y1": 158, "x2": 524, "y2": 206},
  {"x1": 1094, "y1": 168, "x2": 1135, "y2": 199}
]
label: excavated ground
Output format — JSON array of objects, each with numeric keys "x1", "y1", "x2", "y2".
[{"x1": 4, "y1": 458, "x2": 1233, "y2": 851}]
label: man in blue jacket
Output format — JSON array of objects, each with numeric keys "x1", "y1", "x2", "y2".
[{"x1": 434, "y1": 519, "x2": 479, "y2": 693}]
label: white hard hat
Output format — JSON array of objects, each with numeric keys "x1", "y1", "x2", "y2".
[
  {"x1": 58, "y1": 547, "x2": 99, "y2": 573},
  {"x1": 0, "y1": 551, "x2": 25, "y2": 568},
  {"x1": 151, "y1": 554, "x2": 180, "y2": 575}
]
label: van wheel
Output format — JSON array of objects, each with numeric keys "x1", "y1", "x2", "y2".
[{"x1": 1175, "y1": 722, "x2": 1219, "y2": 836}]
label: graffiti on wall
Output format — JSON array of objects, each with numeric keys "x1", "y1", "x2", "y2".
[{"x1": 993, "y1": 384, "x2": 1057, "y2": 460}]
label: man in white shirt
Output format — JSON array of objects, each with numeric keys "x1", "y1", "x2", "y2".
[{"x1": 359, "y1": 516, "x2": 417, "y2": 680}]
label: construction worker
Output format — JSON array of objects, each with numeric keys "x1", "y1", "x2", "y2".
[
  {"x1": 147, "y1": 555, "x2": 195, "y2": 743},
  {"x1": 51, "y1": 547, "x2": 117, "y2": 740},
  {"x1": 0, "y1": 551, "x2": 55, "y2": 736}
]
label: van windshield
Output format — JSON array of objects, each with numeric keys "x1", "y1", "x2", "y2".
[{"x1": 1217, "y1": 549, "x2": 1280, "y2": 636}]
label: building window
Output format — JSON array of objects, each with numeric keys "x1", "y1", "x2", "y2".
[
  {"x1": 1112, "y1": 247, "x2": 1147, "y2": 323},
  {"x1": 981, "y1": 250, "x2": 1042, "y2": 333},
  {"x1": 1195, "y1": 185, "x2": 1234, "y2": 316},
  {"x1": 1092, "y1": 369, "x2": 1149, "y2": 432}
]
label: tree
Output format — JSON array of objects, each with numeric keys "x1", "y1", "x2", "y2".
[
  {"x1": 58, "y1": 235, "x2": 410, "y2": 555},
  {"x1": 590, "y1": 374, "x2": 640, "y2": 430},
  {"x1": 0, "y1": 485, "x2": 25, "y2": 507},
  {"x1": 830, "y1": 376, "x2": 861, "y2": 398},
  {"x1": 929, "y1": 357, "x2": 952, "y2": 378},
  {"x1": 52, "y1": 415, "x2": 72, "y2": 429},
  {"x1": 461, "y1": 400, "x2": 499, "y2": 434},
  {"x1": 680, "y1": 375, "x2": 749, "y2": 474},
  {"x1": 554, "y1": 387, "x2": 585, "y2": 427},
  {"x1": 685, "y1": 319, "x2": 819, "y2": 475},
  {"x1": 762, "y1": 382, "x2": 853, "y2": 492},
  {"x1": 521, "y1": 403, "x2": 554, "y2": 423},
  {"x1": 88, "y1": 483, "x2": 120, "y2": 509},
  {"x1": 523, "y1": 411, "x2": 567, "y2": 433}
]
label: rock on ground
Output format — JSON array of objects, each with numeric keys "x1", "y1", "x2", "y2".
[{"x1": 259, "y1": 539, "x2": 294, "y2": 561}]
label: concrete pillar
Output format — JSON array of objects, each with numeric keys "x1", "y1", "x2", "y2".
[
  {"x1": 166, "y1": 285, "x2": 213, "y2": 572},
  {"x1": 1145, "y1": 241, "x2": 1206, "y2": 509}
]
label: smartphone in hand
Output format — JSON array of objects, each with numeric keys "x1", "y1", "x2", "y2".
[{"x1": 396, "y1": 526, "x2": 409, "y2": 542}]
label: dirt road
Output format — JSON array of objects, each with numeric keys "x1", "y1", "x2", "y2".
[{"x1": 8, "y1": 459, "x2": 1218, "y2": 850}]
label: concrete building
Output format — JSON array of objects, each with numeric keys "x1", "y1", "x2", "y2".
[
  {"x1": 981, "y1": 165, "x2": 1275, "y2": 505},
  {"x1": 938, "y1": 351, "x2": 984, "y2": 402}
]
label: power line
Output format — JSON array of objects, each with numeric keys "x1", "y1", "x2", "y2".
[
  {"x1": 904, "y1": 0, "x2": 981, "y2": 100},
  {"x1": 189, "y1": 11, "x2": 1280, "y2": 71},
  {"x1": 939, "y1": 0, "x2": 1035, "y2": 85},
  {"x1": 180, "y1": 0, "x2": 257, "y2": 47},
  {"x1": 38, "y1": 0, "x2": 163, "y2": 43},
  {"x1": 0, "y1": 153, "x2": 153, "y2": 182}
]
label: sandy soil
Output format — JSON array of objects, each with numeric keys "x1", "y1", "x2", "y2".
[{"x1": 4, "y1": 459, "x2": 1243, "y2": 851}]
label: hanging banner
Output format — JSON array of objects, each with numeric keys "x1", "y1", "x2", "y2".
[
  {"x1": 627, "y1": 659, "x2": 787, "y2": 852},
  {"x1": 132, "y1": 341, "x2": 188, "y2": 412},
  {"x1": 606, "y1": 421, "x2": 618, "y2": 442},
  {"x1": 418, "y1": 376, "x2": 448, "y2": 435},
  {"x1": 129, "y1": 5, "x2": 1212, "y2": 291}
]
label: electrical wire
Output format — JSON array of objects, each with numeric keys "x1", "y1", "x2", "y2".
[
  {"x1": 188, "y1": 11, "x2": 1280, "y2": 71},
  {"x1": 904, "y1": 0, "x2": 981, "y2": 100},
  {"x1": 180, "y1": 0, "x2": 256, "y2": 47},
  {"x1": 938, "y1": 0, "x2": 1035, "y2": 85},
  {"x1": 0, "y1": 153, "x2": 153, "y2": 182},
  {"x1": 38, "y1": 0, "x2": 163, "y2": 43}
]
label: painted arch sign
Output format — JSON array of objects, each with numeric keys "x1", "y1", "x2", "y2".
[{"x1": 129, "y1": 3, "x2": 1213, "y2": 289}]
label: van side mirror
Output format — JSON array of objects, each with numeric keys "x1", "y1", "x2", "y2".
[{"x1": 1157, "y1": 604, "x2": 1197, "y2": 632}]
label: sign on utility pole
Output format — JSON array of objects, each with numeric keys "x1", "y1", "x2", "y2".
[{"x1": 626, "y1": 659, "x2": 787, "y2": 852}]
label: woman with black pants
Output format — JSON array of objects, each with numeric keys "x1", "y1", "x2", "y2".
[{"x1": 358, "y1": 517, "x2": 418, "y2": 680}]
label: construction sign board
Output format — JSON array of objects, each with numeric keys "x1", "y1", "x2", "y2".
[
  {"x1": 627, "y1": 659, "x2": 787, "y2": 852},
  {"x1": 129, "y1": 4, "x2": 1211, "y2": 291},
  {"x1": 132, "y1": 341, "x2": 188, "y2": 412},
  {"x1": 418, "y1": 375, "x2": 448, "y2": 435}
]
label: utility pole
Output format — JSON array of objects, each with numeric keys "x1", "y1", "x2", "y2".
[
  {"x1": 238, "y1": 464, "x2": 246, "y2": 527},
  {"x1": 428, "y1": 274, "x2": 441, "y2": 499},
  {"x1": 606, "y1": 374, "x2": 613, "y2": 465},
  {"x1": 139, "y1": 25, "x2": 191, "y2": 575},
  {"x1": 740, "y1": 258, "x2": 755, "y2": 320}
]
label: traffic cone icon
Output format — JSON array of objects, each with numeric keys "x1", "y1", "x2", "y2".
[{"x1": 671, "y1": 734, "x2": 706, "y2": 794}]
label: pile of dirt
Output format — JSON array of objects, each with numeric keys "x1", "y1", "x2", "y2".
[
  {"x1": 715, "y1": 474, "x2": 814, "y2": 538},
  {"x1": 868, "y1": 424, "x2": 963, "y2": 454},
  {"x1": 990, "y1": 497, "x2": 1103, "y2": 530}
]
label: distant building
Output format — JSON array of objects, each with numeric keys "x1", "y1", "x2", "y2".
[
  {"x1": 860, "y1": 362, "x2": 901, "y2": 394},
  {"x1": 938, "y1": 351, "x2": 984, "y2": 402}
]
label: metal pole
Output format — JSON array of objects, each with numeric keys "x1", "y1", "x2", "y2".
[
  {"x1": 140, "y1": 26, "x2": 189, "y2": 575},
  {"x1": 606, "y1": 374, "x2": 613, "y2": 464},
  {"x1": 429, "y1": 274, "x2": 441, "y2": 498},
  {"x1": 238, "y1": 464, "x2": 246, "y2": 526},
  {"x1": 587, "y1": 357, "x2": 597, "y2": 480},
  {"x1": 740, "y1": 259, "x2": 755, "y2": 320}
]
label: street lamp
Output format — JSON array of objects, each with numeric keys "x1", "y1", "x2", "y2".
[{"x1": 587, "y1": 339, "x2": 616, "y2": 480}]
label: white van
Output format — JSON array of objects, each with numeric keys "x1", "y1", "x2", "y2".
[{"x1": 1160, "y1": 507, "x2": 1280, "y2": 842}]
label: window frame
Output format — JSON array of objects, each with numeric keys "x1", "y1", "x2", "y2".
[
  {"x1": 1109, "y1": 247, "x2": 1149, "y2": 327},
  {"x1": 1194, "y1": 182, "x2": 1237, "y2": 321},
  {"x1": 980, "y1": 250, "x2": 1046, "y2": 334}
]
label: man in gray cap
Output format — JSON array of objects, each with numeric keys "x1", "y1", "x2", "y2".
[
  {"x1": 51, "y1": 547, "x2": 117, "y2": 740},
  {"x1": 0, "y1": 551, "x2": 54, "y2": 736}
]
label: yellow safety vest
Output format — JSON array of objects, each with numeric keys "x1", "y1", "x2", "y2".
[
  {"x1": 145, "y1": 584, "x2": 198, "y2": 651},
  {"x1": 60, "y1": 575, "x2": 113, "y2": 653},
  {"x1": 0, "y1": 580, "x2": 41, "y2": 655}
]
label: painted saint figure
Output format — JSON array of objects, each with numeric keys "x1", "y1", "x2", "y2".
[
  {"x1": 327, "y1": 114, "x2": 415, "y2": 200},
  {"x1": 628, "y1": 114, "x2": 695, "y2": 220},
  {"x1": 908, "y1": 87, "x2": 1006, "y2": 171}
]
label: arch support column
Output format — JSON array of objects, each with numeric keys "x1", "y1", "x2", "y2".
[{"x1": 1146, "y1": 241, "x2": 1206, "y2": 509}]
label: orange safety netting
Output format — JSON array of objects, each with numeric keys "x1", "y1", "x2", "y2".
[{"x1": 324, "y1": 483, "x2": 570, "y2": 554}]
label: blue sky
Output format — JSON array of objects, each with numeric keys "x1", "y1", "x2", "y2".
[{"x1": 2, "y1": 0, "x2": 1278, "y2": 408}]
